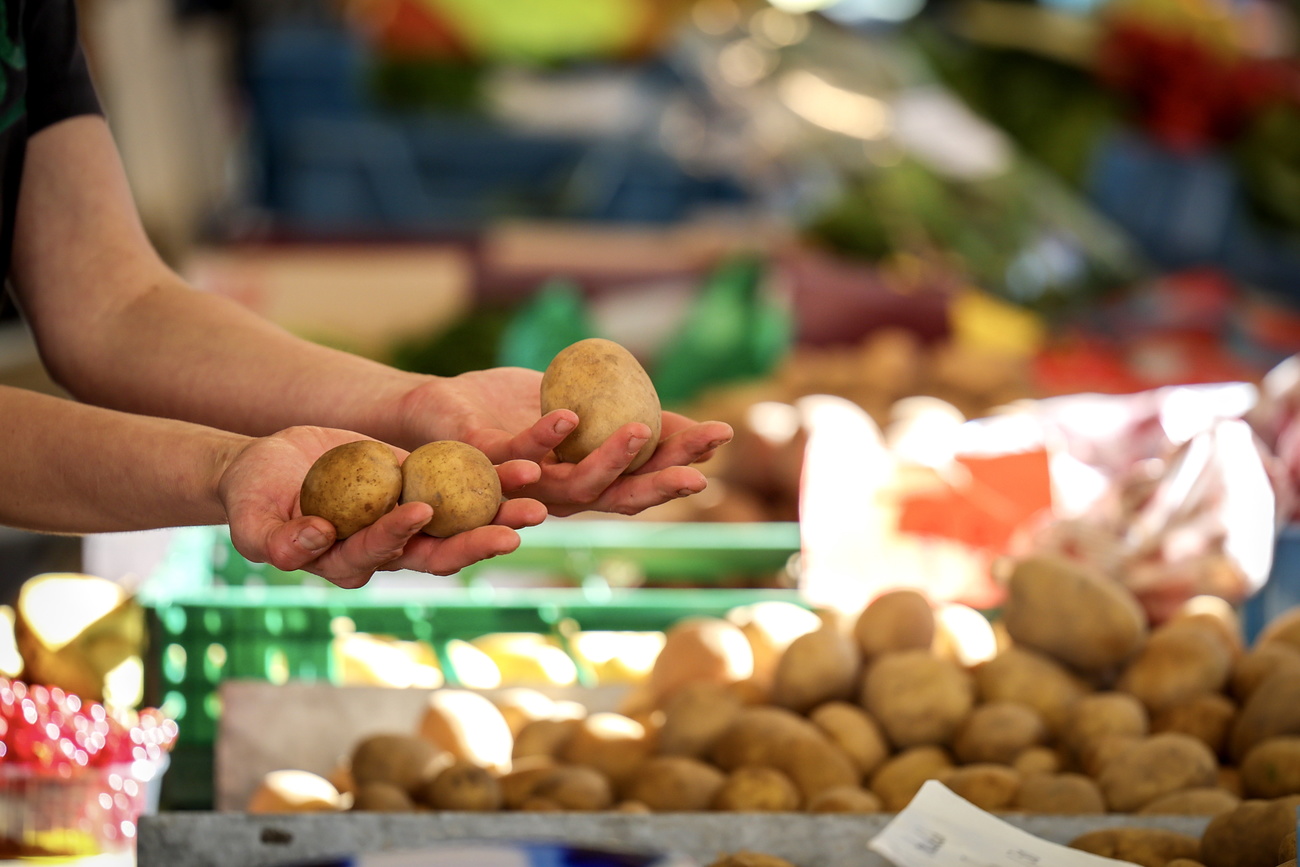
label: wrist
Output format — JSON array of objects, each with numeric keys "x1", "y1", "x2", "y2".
[
  {"x1": 205, "y1": 430, "x2": 254, "y2": 522},
  {"x1": 389, "y1": 373, "x2": 456, "y2": 450}
]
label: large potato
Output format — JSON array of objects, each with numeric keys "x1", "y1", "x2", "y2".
[
  {"x1": 658, "y1": 683, "x2": 743, "y2": 758},
  {"x1": 780, "y1": 734, "x2": 861, "y2": 801},
  {"x1": 1231, "y1": 671, "x2": 1300, "y2": 761},
  {"x1": 1097, "y1": 733, "x2": 1219, "y2": 811},
  {"x1": 1167, "y1": 596, "x2": 1244, "y2": 658},
  {"x1": 1002, "y1": 556, "x2": 1147, "y2": 673},
  {"x1": 809, "y1": 701, "x2": 890, "y2": 778},
  {"x1": 709, "y1": 706, "x2": 821, "y2": 771},
  {"x1": 1062, "y1": 692, "x2": 1148, "y2": 758},
  {"x1": 299, "y1": 440, "x2": 402, "y2": 538},
  {"x1": 1117, "y1": 624, "x2": 1232, "y2": 713},
  {"x1": 498, "y1": 756, "x2": 560, "y2": 809},
  {"x1": 713, "y1": 767, "x2": 801, "y2": 812},
  {"x1": 247, "y1": 770, "x2": 343, "y2": 814},
  {"x1": 770, "y1": 624, "x2": 859, "y2": 713},
  {"x1": 531, "y1": 766, "x2": 615, "y2": 811},
  {"x1": 852, "y1": 589, "x2": 935, "y2": 659},
  {"x1": 1201, "y1": 797, "x2": 1300, "y2": 867},
  {"x1": 974, "y1": 647, "x2": 1089, "y2": 734},
  {"x1": 936, "y1": 765, "x2": 1021, "y2": 811},
  {"x1": 418, "y1": 761, "x2": 502, "y2": 812},
  {"x1": 1231, "y1": 644, "x2": 1300, "y2": 703},
  {"x1": 649, "y1": 618, "x2": 754, "y2": 705},
  {"x1": 1070, "y1": 828, "x2": 1201, "y2": 867},
  {"x1": 350, "y1": 733, "x2": 444, "y2": 796},
  {"x1": 869, "y1": 746, "x2": 954, "y2": 811},
  {"x1": 560, "y1": 712, "x2": 654, "y2": 787},
  {"x1": 541, "y1": 338, "x2": 662, "y2": 472},
  {"x1": 952, "y1": 702, "x2": 1047, "y2": 765},
  {"x1": 418, "y1": 689, "x2": 514, "y2": 772},
  {"x1": 1136, "y1": 788, "x2": 1241, "y2": 816},
  {"x1": 1151, "y1": 693, "x2": 1236, "y2": 757},
  {"x1": 1241, "y1": 737, "x2": 1300, "y2": 798},
  {"x1": 1078, "y1": 734, "x2": 1143, "y2": 778},
  {"x1": 861, "y1": 650, "x2": 974, "y2": 748},
  {"x1": 401, "y1": 441, "x2": 502, "y2": 537},
  {"x1": 1013, "y1": 774, "x2": 1105, "y2": 814},
  {"x1": 726, "y1": 601, "x2": 822, "y2": 690},
  {"x1": 624, "y1": 757, "x2": 726, "y2": 811}
]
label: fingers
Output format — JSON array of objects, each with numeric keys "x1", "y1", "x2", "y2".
[
  {"x1": 250, "y1": 514, "x2": 338, "y2": 574},
  {"x1": 550, "y1": 465, "x2": 709, "y2": 518},
  {"x1": 493, "y1": 497, "x2": 549, "y2": 530},
  {"x1": 497, "y1": 459, "x2": 543, "y2": 495},
  {"x1": 303, "y1": 502, "x2": 433, "y2": 588},
  {"x1": 468, "y1": 411, "x2": 577, "y2": 465},
  {"x1": 392, "y1": 524, "x2": 524, "y2": 576},
  {"x1": 633, "y1": 420, "x2": 734, "y2": 474}
]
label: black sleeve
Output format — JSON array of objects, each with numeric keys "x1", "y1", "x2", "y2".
[{"x1": 24, "y1": 0, "x2": 102, "y2": 134}]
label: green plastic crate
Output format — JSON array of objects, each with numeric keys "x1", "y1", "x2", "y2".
[{"x1": 138, "y1": 521, "x2": 803, "y2": 809}]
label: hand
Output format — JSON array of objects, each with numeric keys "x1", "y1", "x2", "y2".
[
  {"x1": 216, "y1": 425, "x2": 547, "y2": 588},
  {"x1": 403, "y1": 368, "x2": 734, "y2": 517}
]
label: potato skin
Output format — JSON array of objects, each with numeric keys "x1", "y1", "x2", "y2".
[
  {"x1": 861, "y1": 650, "x2": 975, "y2": 748},
  {"x1": 770, "y1": 625, "x2": 859, "y2": 714},
  {"x1": 350, "y1": 733, "x2": 442, "y2": 796},
  {"x1": 1013, "y1": 773, "x2": 1105, "y2": 814},
  {"x1": 1232, "y1": 672, "x2": 1300, "y2": 761},
  {"x1": 624, "y1": 756, "x2": 726, "y2": 811},
  {"x1": 1063, "y1": 692, "x2": 1148, "y2": 758},
  {"x1": 1097, "y1": 733, "x2": 1218, "y2": 812},
  {"x1": 936, "y1": 764, "x2": 1020, "y2": 811},
  {"x1": 853, "y1": 589, "x2": 935, "y2": 659},
  {"x1": 953, "y1": 702, "x2": 1048, "y2": 765},
  {"x1": 713, "y1": 767, "x2": 802, "y2": 812},
  {"x1": 1118, "y1": 624, "x2": 1233, "y2": 713},
  {"x1": 1136, "y1": 788, "x2": 1241, "y2": 816},
  {"x1": 1241, "y1": 737, "x2": 1300, "y2": 798},
  {"x1": 806, "y1": 786, "x2": 883, "y2": 813},
  {"x1": 299, "y1": 440, "x2": 402, "y2": 538},
  {"x1": 418, "y1": 761, "x2": 502, "y2": 811},
  {"x1": 974, "y1": 647, "x2": 1089, "y2": 735},
  {"x1": 541, "y1": 338, "x2": 662, "y2": 473},
  {"x1": 869, "y1": 746, "x2": 953, "y2": 811},
  {"x1": 1070, "y1": 828, "x2": 1201, "y2": 867},
  {"x1": 401, "y1": 441, "x2": 502, "y2": 537},
  {"x1": 530, "y1": 766, "x2": 615, "y2": 811},
  {"x1": 1201, "y1": 797, "x2": 1300, "y2": 867}
]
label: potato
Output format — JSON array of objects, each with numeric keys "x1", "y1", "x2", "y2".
[
  {"x1": 1242, "y1": 737, "x2": 1300, "y2": 798},
  {"x1": 1201, "y1": 797, "x2": 1300, "y2": 867},
  {"x1": 713, "y1": 767, "x2": 801, "y2": 812},
  {"x1": 974, "y1": 647, "x2": 1089, "y2": 734},
  {"x1": 1219, "y1": 766, "x2": 1245, "y2": 797},
  {"x1": 541, "y1": 338, "x2": 662, "y2": 472},
  {"x1": 658, "y1": 682, "x2": 744, "y2": 758},
  {"x1": 401, "y1": 441, "x2": 502, "y2": 537},
  {"x1": 513, "y1": 718, "x2": 581, "y2": 760},
  {"x1": 1152, "y1": 693, "x2": 1237, "y2": 757},
  {"x1": 1097, "y1": 733, "x2": 1219, "y2": 811},
  {"x1": 1003, "y1": 556, "x2": 1147, "y2": 673},
  {"x1": 1136, "y1": 788, "x2": 1241, "y2": 816},
  {"x1": 649, "y1": 618, "x2": 754, "y2": 705},
  {"x1": 1232, "y1": 645, "x2": 1300, "y2": 703},
  {"x1": 705, "y1": 853, "x2": 797, "y2": 867},
  {"x1": 937, "y1": 764, "x2": 1020, "y2": 811},
  {"x1": 418, "y1": 761, "x2": 502, "y2": 812},
  {"x1": 519, "y1": 796, "x2": 563, "y2": 812},
  {"x1": 1164, "y1": 860, "x2": 1206, "y2": 867},
  {"x1": 531, "y1": 766, "x2": 615, "y2": 811},
  {"x1": 1070, "y1": 828, "x2": 1201, "y2": 867},
  {"x1": 809, "y1": 701, "x2": 890, "y2": 778},
  {"x1": 351, "y1": 781, "x2": 415, "y2": 812},
  {"x1": 1013, "y1": 773, "x2": 1105, "y2": 814},
  {"x1": 625, "y1": 757, "x2": 726, "y2": 811},
  {"x1": 1232, "y1": 672, "x2": 1300, "y2": 761},
  {"x1": 770, "y1": 624, "x2": 859, "y2": 713},
  {"x1": 247, "y1": 770, "x2": 343, "y2": 814},
  {"x1": 492, "y1": 688, "x2": 560, "y2": 738},
  {"x1": 299, "y1": 440, "x2": 402, "y2": 538},
  {"x1": 1062, "y1": 691, "x2": 1148, "y2": 758},
  {"x1": 350, "y1": 733, "x2": 444, "y2": 795},
  {"x1": 727, "y1": 601, "x2": 823, "y2": 689},
  {"x1": 560, "y1": 712, "x2": 654, "y2": 786},
  {"x1": 1258, "y1": 606, "x2": 1300, "y2": 654},
  {"x1": 498, "y1": 755, "x2": 559, "y2": 809},
  {"x1": 709, "y1": 706, "x2": 822, "y2": 771},
  {"x1": 1167, "y1": 595, "x2": 1244, "y2": 658},
  {"x1": 1117, "y1": 624, "x2": 1233, "y2": 713},
  {"x1": 1281, "y1": 829, "x2": 1297, "y2": 862},
  {"x1": 853, "y1": 589, "x2": 935, "y2": 658},
  {"x1": 869, "y1": 746, "x2": 954, "y2": 811},
  {"x1": 418, "y1": 689, "x2": 514, "y2": 772},
  {"x1": 1012, "y1": 746, "x2": 1063, "y2": 777},
  {"x1": 1079, "y1": 734, "x2": 1143, "y2": 778},
  {"x1": 952, "y1": 702, "x2": 1047, "y2": 765},
  {"x1": 806, "y1": 785, "x2": 883, "y2": 813},
  {"x1": 861, "y1": 650, "x2": 974, "y2": 748},
  {"x1": 781, "y1": 734, "x2": 861, "y2": 801}
]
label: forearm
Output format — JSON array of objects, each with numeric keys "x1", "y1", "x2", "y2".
[{"x1": 0, "y1": 385, "x2": 248, "y2": 533}]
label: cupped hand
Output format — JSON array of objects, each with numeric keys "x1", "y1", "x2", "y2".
[
  {"x1": 405, "y1": 368, "x2": 734, "y2": 516},
  {"x1": 216, "y1": 425, "x2": 547, "y2": 588}
]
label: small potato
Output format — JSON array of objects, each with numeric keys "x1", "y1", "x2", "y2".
[
  {"x1": 513, "y1": 718, "x2": 581, "y2": 760},
  {"x1": 1231, "y1": 671, "x2": 1300, "y2": 761},
  {"x1": 974, "y1": 648, "x2": 1089, "y2": 735},
  {"x1": 531, "y1": 766, "x2": 615, "y2": 811},
  {"x1": 1097, "y1": 733, "x2": 1219, "y2": 812},
  {"x1": 649, "y1": 618, "x2": 755, "y2": 705},
  {"x1": 1241, "y1": 737, "x2": 1300, "y2": 798},
  {"x1": 1078, "y1": 734, "x2": 1143, "y2": 779},
  {"x1": 1231, "y1": 644, "x2": 1300, "y2": 703},
  {"x1": 1012, "y1": 746, "x2": 1063, "y2": 777},
  {"x1": 861, "y1": 650, "x2": 975, "y2": 748},
  {"x1": 853, "y1": 589, "x2": 935, "y2": 658},
  {"x1": 1013, "y1": 774, "x2": 1105, "y2": 814},
  {"x1": 624, "y1": 756, "x2": 726, "y2": 811},
  {"x1": 806, "y1": 785, "x2": 883, "y2": 813},
  {"x1": 351, "y1": 781, "x2": 415, "y2": 812},
  {"x1": 419, "y1": 761, "x2": 502, "y2": 812},
  {"x1": 727, "y1": 601, "x2": 823, "y2": 689},
  {"x1": 1117, "y1": 624, "x2": 1233, "y2": 713},
  {"x1": 499, "y1": 756, "x2": 559, "y2": 809},
  {"x1": 299, "y1": 440, "x2": 402, "y2": 538},
  {"x1": 1152, "y1": 693, "x2": 1237, "y2": 757},
  {"x1": 1136, "y1": 788, "x2": 1241, "y2": 816},
  {"x1": 709, "y1": 706, "x2": 823, "y2": 771},
  {"x1": 770, "y1": 625, "x2": 859, "y2": 713},
  {"x1": 658, "y1": 682, "x2": 743, "y2": 758},
  {"x1": 952, "y1": 702, "x2": 1048, "y2": 765},
  {"x1": 713, "y1": 767, "x2": 801, "y2": 812},
  {"x1": 1201, "y1": 796, "x2": 1300, "y2": 867},
  {"x1": 809, "y1": 701, "x2": 890, "y2": 778},
  {"x1": 350, "y1": 733, "x2": 444, "y2": 796},
  {"x1": 401, "y1": 441, "x2": 502, "y2": 537},
  {"x1": 1070, "y1": 828, "x2": 1201, "y2": 867},
  {"x1": 419, "y1": 689, "x2": 514, "y2": 772},
  {"x1": 541, "y1": 338, "x2": 662, "y2": 472},
  {"x1": 1062, "y1": 692, "x2": 1148, "y2": 758},
  {"x1": 936, "y1": 765, "x2": 1020, "y2": 811},
  {"x1": 560, "y1": 712, "x2": 654, "y2": 787},
  {"x1": 247, "y1": 770, "x2": 343, "y2": 814},
  {"x1": 781, "y1": 734, "x2": 860, "y2": 801},
  {"x1": 869, "y1": 746, "x2": 953, "y2": 811}
]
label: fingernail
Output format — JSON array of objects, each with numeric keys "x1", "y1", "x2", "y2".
[
  {"x1": 299, "y1": 527, "x2": 329, "y2": 553},
  {"x1": 553, "y1": 417, "x2": 576, "y2": 436},
  {"x1": 677, "y1": 488, "x2": 697, "y2": 497},
  {"x1": 707, "y1": 439, "x2": 729, "y2": 450},
  {"x1": 628, "y1": 436, "x2": 649, "y2": 456}
]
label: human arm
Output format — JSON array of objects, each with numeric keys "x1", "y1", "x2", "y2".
[{"x1": 0, "y1": 385, "x2": 546, "y2": 587}]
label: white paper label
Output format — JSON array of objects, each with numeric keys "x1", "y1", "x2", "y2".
[{"x1": 869, "y1": 782, "x2": 1137, "y2": 867}]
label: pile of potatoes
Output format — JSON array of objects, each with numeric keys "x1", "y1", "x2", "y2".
[{"x1": 250, "y1": 553, "x2": 1300, "y2": 867}]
